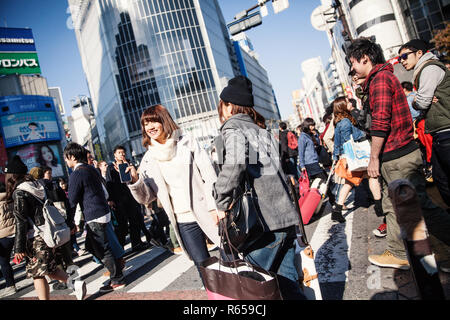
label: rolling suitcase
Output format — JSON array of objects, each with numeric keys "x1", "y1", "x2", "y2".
[
  {"x1": 298, "y1": 163, "x2": 335, "y2": 225},
  {"x1": 298, "y1": 172, "x2": 322, "y2": 225}
]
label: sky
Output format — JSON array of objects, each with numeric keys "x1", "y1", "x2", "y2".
[{"x1": 0, "y1": 0, "x2": 331, "y2": 120}]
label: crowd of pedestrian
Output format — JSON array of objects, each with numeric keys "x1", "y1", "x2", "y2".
[{"x1": 0, "y1": 36, "x2": 448, "y2": 300}]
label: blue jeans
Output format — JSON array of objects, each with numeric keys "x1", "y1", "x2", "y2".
[
  {"x1": 244, "y1": 226, "x2": 306, "y2": 300},
  {"x1": 106, "y1": 221, "x2": 125, "y2": 259},
  {"x1": 177, "y1": 222, "x2": 210, "y2": 266},
  {"x1": 0, "y1": 237, "x2": 15, "y2": 287}
]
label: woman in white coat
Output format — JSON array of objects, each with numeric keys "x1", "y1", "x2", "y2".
[{"x1": 126, "y1": 104, "x2": 220, "y2": 271}]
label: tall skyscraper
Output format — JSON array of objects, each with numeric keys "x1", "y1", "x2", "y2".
[
  {"x1": 231, "y1": 32, "x2": 281, "y2": 122},
  {"x1": 69, "y1": 0, "x2": 247, "y2": 159}
]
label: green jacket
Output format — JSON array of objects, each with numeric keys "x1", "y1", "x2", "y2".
[{"x1": 414, "y1": 60, "x2": 450, "y2": 134}]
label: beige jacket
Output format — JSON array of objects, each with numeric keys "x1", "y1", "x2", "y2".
[
  {"x1": 0, "y1": 193, "x2": 15, "y2": 238},
  {"x1": 323, "y1": 115, "x2": 335, "y2": 152},
  {"x1": 128, "y1": 133, "x2": 220, "y2": 258}
]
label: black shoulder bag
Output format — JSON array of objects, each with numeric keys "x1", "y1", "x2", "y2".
[{"x1": 218, "y1": 172, "x2": 265, "y2": 254}]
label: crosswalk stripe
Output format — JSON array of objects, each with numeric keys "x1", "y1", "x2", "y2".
[
  {"x1": 128, "y1": 253, "x2": 194, "y2": 293},
  {"x1": 309, "y1": 211, "x2": 354, "y2": 283}
]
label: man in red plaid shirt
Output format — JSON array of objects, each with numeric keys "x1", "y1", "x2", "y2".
[{"x1": 347, "y1": 38, "x2": 450, "y2": 270}]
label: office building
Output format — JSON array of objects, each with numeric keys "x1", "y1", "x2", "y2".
[{"x1": 69, "y1": 0, "x2": 244, "y2": 158}]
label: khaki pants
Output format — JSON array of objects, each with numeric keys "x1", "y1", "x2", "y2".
[{"x1": 381, "y1": 148, "x2": 450, "y2": 260}]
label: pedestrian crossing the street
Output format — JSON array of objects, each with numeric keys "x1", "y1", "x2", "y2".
[
  {"x1": 0, "y1": 229, "x2": 203, "y2": 300},
  {"x1": 0, "y1": 208, "x2": 367, "y2": 300}
]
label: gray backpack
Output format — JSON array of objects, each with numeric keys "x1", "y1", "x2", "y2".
[{"x1": 31, "y1": 195, "x2": 71, "y2": 248}]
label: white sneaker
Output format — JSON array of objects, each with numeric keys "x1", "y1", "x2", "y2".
[
  {"x1": 0, "y1": 286, "x2": 17, "y2": 298},
  {"x1": 73, "y1": 280, "x2": 87, "y2": 300}
]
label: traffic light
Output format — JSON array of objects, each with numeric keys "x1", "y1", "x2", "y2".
[{"x1": 227, "y1": 12, "x2": 263, "y2": 36}]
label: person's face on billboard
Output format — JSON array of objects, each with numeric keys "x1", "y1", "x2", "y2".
[{"x1": 41, "y1": 146, "x2": 53, "y2": 163}]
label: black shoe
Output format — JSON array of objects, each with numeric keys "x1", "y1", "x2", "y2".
[
  {"x1": 99, "y1": 282, "x2": 126, "y2": 293},
  {"x1": 331, "y1": 204, "x2": 346, "y2": 223}
]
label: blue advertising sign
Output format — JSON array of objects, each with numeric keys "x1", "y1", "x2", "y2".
[
  {"x1": 0, "y1": 27, "x2": 36, "y2": 52},
  {"x1": 0, "y1": 95, "x2": 62, "y2": 148},
  {"x1": 1, "y1": 111, "x2": 61, "y2": 148}
]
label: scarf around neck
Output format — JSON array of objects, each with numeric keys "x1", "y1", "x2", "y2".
[{"x1": 148, "y1": 130, "x2": 181, "y2": 161}]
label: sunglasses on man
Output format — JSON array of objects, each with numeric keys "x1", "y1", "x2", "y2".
[{"x1": 398, "y1": 50, "x2": 417, "y2": 62}]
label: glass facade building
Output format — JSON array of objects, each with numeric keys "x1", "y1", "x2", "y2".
[
  {"x1": 69, "y1": 0, "x2": 242, "y2": 159},
  {"x1": 398, "y1": 0, "x2": 449, "y2": 42}
]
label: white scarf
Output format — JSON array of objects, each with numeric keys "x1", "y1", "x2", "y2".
[{"x1": 148, "y1": 130, "x2": 181, "y2": 161}]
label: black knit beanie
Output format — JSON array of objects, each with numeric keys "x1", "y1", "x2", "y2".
[
  {"x1": 5, "y1": 155, "x2": 28, "y2": 175},
  {"x1": 219, "y1": 75, "x2": 254, "y2": 107}
]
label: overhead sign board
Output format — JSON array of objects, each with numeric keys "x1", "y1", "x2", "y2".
[
  {"x1": 0, "y1": 27, "x2": 36, "y2": 52},
  {"x1": 0, "y1": 52, "x2": 41, "y2": 74},
  {"x1": 0, "y1": 27, "x2": 40, "y2": 75},
  {"x1": 0, "y1": 95, "x2": 61, "y2": 148}
]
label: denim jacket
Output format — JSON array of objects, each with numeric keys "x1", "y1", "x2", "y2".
[
  {"x1": 333, "y1": 118, "x2": 366, "y2": 161},
  {"x1": 298, "y1": 132, "x2": 319, "y2": 168}
]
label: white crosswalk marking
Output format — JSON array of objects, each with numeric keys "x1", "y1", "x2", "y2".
[
  {"x1": 129, "y1": 253, "x2": 194, "y2": 293},
  {"x1": 309, "y1": 211, "x2": 354, "y2": 283}
]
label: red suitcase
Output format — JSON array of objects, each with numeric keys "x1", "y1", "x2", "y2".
[{"x1": 298, "y1": 172, "x2": 322, "y2": 225}]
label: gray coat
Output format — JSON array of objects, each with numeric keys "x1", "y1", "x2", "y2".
[
  {"x1": 127, "y1": 133, "x2": 220, "y2": 258},
  {"x1": 212, "y1": 114, "x2": 300, "y2": 231}
]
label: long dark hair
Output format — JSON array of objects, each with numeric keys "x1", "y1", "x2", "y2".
[
  {"x1": 5, "y1": 173, "x2": 34, "y2": 202},
  {"x1": 301, "y1": 118, "x2": 319, "y2": 147},
  {"x1": 217, "y1": 100, "x2": 266, "y2": 129},
  {"x1": 333, "y1": 96, "x2": 358, "y2": 126},
  {"x1": 36, "y1": 145, "x2": 58, "y2": 167}
]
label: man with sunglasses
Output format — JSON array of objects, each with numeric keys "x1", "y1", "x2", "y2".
[
  {"x1": 398, "y1": 39, "x2": 450, "y2": 209},
  {"x1": 347, "y1": 38, "x2": 450, "y2": 272}
]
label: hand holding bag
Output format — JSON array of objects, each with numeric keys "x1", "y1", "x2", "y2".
[
  {"x1": 199, "y1": 221, "x2": 283, "y2": 300},
  {"x1": 218, "y1": 173, "x2": 264, "y2": 253},
  {"x1": 342, "y1": 135, "x2": 371, "y2": 171}
]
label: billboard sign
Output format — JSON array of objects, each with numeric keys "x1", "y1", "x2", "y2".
[
  {"x1": 0, "y1": 27, "x2": 36, "y2": 52},
  {"x1": 7, "y1": 142, "x2": 65, "y2": 177},
  {"x1": 0, "y1": 111, "x2": 61, "y2": 148},
  {"x1": 0, "y1": 52, "x2": 41, "y2": 75},
  {"x1": 0, "y1": 27, "x2": 40, "y2": 75}
]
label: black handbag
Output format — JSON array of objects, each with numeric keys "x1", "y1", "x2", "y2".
[{"x1": 219, "y1": 174, "x2": 265, "y2": 253}]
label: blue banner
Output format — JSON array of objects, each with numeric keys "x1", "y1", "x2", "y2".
[
  {"x1": 0, "y1": 27, "x2": 36, "y2": 52},
  {"x1": 0, "y1": 95, "x2": 62, "y2": 148}
]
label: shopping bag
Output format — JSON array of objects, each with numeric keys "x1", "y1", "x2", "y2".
[
  {"x1": 335, "y1": 158, "x2": 364, "y2": 186},
  {"x1": 342, "y1": 135, "x2": 370, "y2": 171},
  {"x1": 199, "y1": 256, "x2": 283, "y2": 300},
  {"x1": 200, "y1": 220, "x2": 283, "y2": 300}
]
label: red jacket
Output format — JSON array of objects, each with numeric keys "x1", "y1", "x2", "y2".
[{"x1": 364, "y1": 63, "x2": 418, "y2": 162}]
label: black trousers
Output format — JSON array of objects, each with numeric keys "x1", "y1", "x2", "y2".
[
  {"x1": 86, "y1": 222, "x2": 123, "y2": 285},
  {"x1": 115, "y1": 197, "x2": 150, "y2": 248},
  {"x1": 431, "y1": 132, "x2": 450, "y2": 208}
]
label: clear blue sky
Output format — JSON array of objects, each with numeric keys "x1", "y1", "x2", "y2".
[{"x1": 0, "y1": 0, "x2": 331, "y2": 119}]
